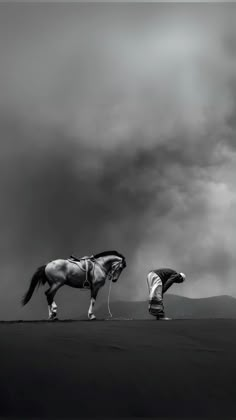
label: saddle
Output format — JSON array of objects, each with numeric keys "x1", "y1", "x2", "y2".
[
  {"x1": 69, "y1": 254, "x2": 82, "y2": 262},
  {"x1": 67, "y1": 255, "x2": 94, "y2": 289},
  {"x1": 69, "y1": 255, "x2": 93, "y2": 262}
]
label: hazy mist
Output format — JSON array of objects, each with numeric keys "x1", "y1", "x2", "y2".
[{"x1": 0, "y1": 3, "x2": 235, "y2": 319}]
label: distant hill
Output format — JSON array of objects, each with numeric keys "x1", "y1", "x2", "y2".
[{"x1": 95, "y1": 294, "x2": 236, "y2": 319}]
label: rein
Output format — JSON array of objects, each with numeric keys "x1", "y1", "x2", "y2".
[{"x1": 107, "y1": 279, "x2": 113, "y2": 318}]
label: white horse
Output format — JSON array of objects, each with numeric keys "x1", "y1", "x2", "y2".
[{"x1": 22, "y1": 250, "x2": 126, "y2": 320}]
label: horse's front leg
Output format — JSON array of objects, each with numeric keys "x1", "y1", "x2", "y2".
[{"x1": 88, "y1": 288, "x2": 99, "y2": 320}]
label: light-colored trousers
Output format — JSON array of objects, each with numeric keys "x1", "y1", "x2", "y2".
[{"x1": 147, "y1": 271, "x2": 165, "y2": 318}]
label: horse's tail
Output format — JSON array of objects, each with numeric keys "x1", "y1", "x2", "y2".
[{"x1": 22, "y1": 265, "x2": 47, "y2": 306}]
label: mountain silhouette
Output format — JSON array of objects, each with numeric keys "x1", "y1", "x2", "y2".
[{"x1": 95, "y1": 294, "x2": 236, "y2": 319}]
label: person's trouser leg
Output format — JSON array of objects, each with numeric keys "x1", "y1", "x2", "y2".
[{"x1": 147, "y1": 272, "x2": 165, "y2": 318}]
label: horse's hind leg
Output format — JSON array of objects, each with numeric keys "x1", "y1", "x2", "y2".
[{"x1": 45, "y1": 283, "x2": 62, "y2": 320}]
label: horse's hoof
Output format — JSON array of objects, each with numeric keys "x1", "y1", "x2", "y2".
[
  {"x1": 48, "y1": 317, "x2": 58, "y2": 322},
  {"x1": 88, "y1": 315, "x2": 96, "y2": 321}
]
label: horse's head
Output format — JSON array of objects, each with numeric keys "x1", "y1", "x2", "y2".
[
  {"x1": 110, "y1": 256, "x2": 126, "y2": 283},
  {"x1": 93, "y1": 251, "x2": 126, "y2": 283}
]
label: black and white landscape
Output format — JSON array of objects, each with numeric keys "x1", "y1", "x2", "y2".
[
  {"x1": 1, "y1": 3, "x2": 236, "y2": 419},
  {"x1": 1, "y1": 3, "x2": 236, "y2": 316}
]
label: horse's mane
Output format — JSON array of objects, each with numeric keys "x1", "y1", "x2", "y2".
[{"x1": 93, "y1": 250, "x2": 125, "y2": 260}]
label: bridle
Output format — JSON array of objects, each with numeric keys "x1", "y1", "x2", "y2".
[
  {"x1": 107, "y1": 259, "x2": 125, "y2": 281},
  {"x1": 95, "y1": 256, "x2": 125, "y2": 281}
]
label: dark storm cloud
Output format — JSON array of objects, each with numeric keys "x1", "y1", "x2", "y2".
[{"x1": 0, "y1": 3, "x2": 236, "y2": 318}]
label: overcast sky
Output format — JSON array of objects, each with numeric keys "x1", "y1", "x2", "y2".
[{"x1": 0, "y1": 3, "x2": 235, "y2": 319}]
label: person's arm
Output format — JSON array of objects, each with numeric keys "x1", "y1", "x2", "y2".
[{"x1": 162, "y1": 273, "x2": 183, "y2": 293}]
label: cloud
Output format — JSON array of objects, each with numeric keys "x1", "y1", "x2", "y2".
[{"x1": 0, "y1": 3, "x2": 236, "y2": 318}]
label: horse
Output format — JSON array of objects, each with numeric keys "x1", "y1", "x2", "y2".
[{"x1": 22, "y1": 250, "x2": 126, "y2": 320}]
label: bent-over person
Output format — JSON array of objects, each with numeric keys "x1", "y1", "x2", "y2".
[{"x1": 147, "y1": 268, "x2": 186, "y2": 320}]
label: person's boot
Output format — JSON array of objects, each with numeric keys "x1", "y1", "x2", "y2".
[{"x1": 156, "y1": 315, "x2": 172, "y2": 320}]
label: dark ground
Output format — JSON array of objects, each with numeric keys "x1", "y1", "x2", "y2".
[{"x1": 0, "y1": 320, "x2": 236, "y2": 419}]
